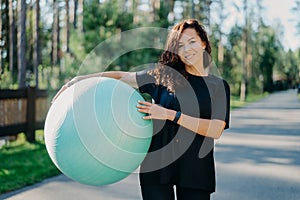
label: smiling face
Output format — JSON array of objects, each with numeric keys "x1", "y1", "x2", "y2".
[{"x1": 178, "y1": 28, "x2": 207, "y2": 75}]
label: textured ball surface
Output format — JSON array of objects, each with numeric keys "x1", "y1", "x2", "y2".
[{"x1": 44, "y1": 77, "x2": 152, "y2": 186}]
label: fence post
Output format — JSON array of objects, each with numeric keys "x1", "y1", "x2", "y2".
[{"x1": 26, "y1": 86, "x2": 36, "y2": 142}]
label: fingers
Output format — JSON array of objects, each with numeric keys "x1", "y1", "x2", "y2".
[
  {"x1": 136, "y1": 104, "x2": 149, "y2": 110},
  {"x1": 137, "y1": 101, "x2": 152, "y2": 120},
  {"x1": 136, "y1": 104, "x2": 150, "y2": 113},
  {"x1": 137, "y1": 100, "x2": 154, "y2": 109},
  {"x1": 143, "y1": 115, "x2": 152, "y2": 120},
  {"x1": 137, "y1": 100, "x2": 152, "y2": 106}
]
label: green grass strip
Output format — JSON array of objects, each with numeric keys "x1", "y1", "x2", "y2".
[{"x1": 0, "y1": 131, "x2": 61, "y2": 194}]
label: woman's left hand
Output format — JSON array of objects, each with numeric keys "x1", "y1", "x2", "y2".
[{"x1": 137, "y1": 101, "x2": 169, "y2": 120}]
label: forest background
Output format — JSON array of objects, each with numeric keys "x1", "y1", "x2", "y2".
[{"x1": 0, "y1": 0, "x2": 300, "y2": 101}]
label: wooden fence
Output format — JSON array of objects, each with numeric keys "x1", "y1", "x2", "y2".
[{"x1": 0, "y1": 87, "x2": 49, "y2": 142}]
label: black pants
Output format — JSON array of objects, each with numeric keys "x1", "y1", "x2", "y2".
[{"x1": 141, "y1": 185, "x2": 211, "y2": 200}]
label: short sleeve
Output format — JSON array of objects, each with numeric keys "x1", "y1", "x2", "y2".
[
  {"x1": 211, "y1": 79, "x2": 230, "y2": 129},
  {"x1": 136, "y1": 69, "x2": 157, "y2": 96}
]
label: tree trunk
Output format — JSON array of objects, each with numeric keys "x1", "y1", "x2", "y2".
[
  {"x1": 8, "y1": 0, "x2": 14, "y2": 82},
  {"x1": 216, "y1": 1, "x2": 226, "y2": 70},
  {"x1": 33, "y1": 0, "x2": 40, "y2": 87},
  {"x1": 0, "y1": 0, "x2": 2, "y2": 75},
  {"x1": 73, "y1": 0, "x2": 78, "y2": 29},
  {"x1": 65, "y1": 0, "x2": 70, "y2": 53},
  {"x1": 168, "y1": 0, "x2": 175, "y2": 23},
  {"x1": 28, "y1": 0, "x2": 33, "y2": 77},
  {"x1": 206, "y1": 0, "x2": 212, "y2": 32},
  {"x1": 56, "y1": 2, "x2": 60, "y2": 65},
  {"x1": 240, "y1": 0, "x2": 248, "y2": 101},
  {"x1": 51, "y1": 0, "x2": 59, "y2": 66},
  {"x1": 150, "y1": 0, "x2": 160, "y2": 22},
  {"x1": 18, "y1": 0, "x2": 26, "y2": 88},
  {"x1": 78, "y1": 0, "x2": 83, "y2": 33}
]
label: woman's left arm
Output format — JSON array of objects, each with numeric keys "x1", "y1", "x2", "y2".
[
  {"x1": 174, "y1": 112, "x2": 226, "y2": 139},
  {"x1": 137, "y1": 101, "x2": 226, "y2": 139}
]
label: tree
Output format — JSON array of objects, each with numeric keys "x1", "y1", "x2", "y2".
[
  {"x1": 210, "y1": 0, "x2": 228, "y2": 71},
  {"x1": 73, "y1": 0, "x2": 78, "y2": 29},
  {"x1": 292, "y1": 0, "x2": 300, "y2": 36},
  {"x1": 277, "y1": 49, "x2": 299, "y2": 89},
  {"x1": 82, "y1": 0, "x2": 134, "y2": 53},
  {"x1": 77, "y1": 0, "x2": 83, "y2": 32},
  {"x1": 65, "y1": 0, "x2": 69, "y2": 53},
  {"x1": 33, "y1": 0, "x2": 40, "y2": 87},
  {"x1": 257, "y1": 25, "x2": 280, "y2": 92},
  {"x1": 205, "y1": 0, "x2": 213, "y2": 32},
  {"x1": 181, "y1": 0, "x2": 207, "y2": 25},
  {"x1": 151, "y1": 0, "x2": 170, "y2": 28},
  {"x1": 240, "y1": 0, "x2": 248, "y2": 101},
  {"x1": 17, "y1": 0, "x2": 26, "y2": 88},
  {"x1": 248, "y1": 0, "x2": 266, "y2": 94},
  {"x1": 51, "y1": 0, "x2": 60, "y2": 67},
  {"x1": 292, "y1": 0, "x2": 300, "y2": 85},
  {"x1": 9, "y1": 0, "x2": 16, "y2": 83},
  {"x1": 223, "y1": 24, "x2": 244, "y2": 95},
  {"x1": 0, "y1": 0, "x2": 2, "y2": 75}
]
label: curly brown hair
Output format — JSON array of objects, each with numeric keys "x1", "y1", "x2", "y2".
[{"x1": 149, "y1": 19, "x2": 212, "y2": 92}]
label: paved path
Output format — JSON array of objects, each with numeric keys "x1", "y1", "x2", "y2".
[
  {"x1": 213, "y1": 89, "x2": 300, "y2": 200},
  {"x1": 1, "y1": 89, "x2": 300, "y2": 200}
]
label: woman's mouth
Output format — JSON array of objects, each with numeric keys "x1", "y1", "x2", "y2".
[{"x1": 185, "y1": 54, "x2": 194, "y2": 60}]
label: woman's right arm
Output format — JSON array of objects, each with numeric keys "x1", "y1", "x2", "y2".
[
  {"x1": 51, "y1": 71, "x2": 137, "y2": 103},
  {"x1": 69, "y1": 71, "x2": 138, "y2": 88}
]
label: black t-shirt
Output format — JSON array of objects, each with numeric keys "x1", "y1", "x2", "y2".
[{"x1": 136, "y1": 69, "x2": 230, "y2": 193}]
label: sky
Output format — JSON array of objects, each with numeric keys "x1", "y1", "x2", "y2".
[
  {"x1": 263, "y1": 0, "x2": 300, "y2": 51},
  {"x1": 221, "y1": 0, "x2": 300, "y2": 51}
]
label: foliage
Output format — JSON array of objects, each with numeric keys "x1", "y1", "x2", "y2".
[
  {"x1": 222, "y1": 24, "x2": 244, "y2": 96},
  {"x1": 82, "y1": 0, "x2": 134, "y2": 53},
  {"x1": 0, "y1": 1, "x2": 299, "y2": 94},
  {"x1": 291, "y1": 0, "x2": 300, "y2": 36},
  {"x1": 79, "y1": 0, "x2": 169, "y2": 76},
  {"x1": 257, "y1": 25, "x2": 280, "y2": 92},
  {"x1": 0, "y1": 66, "x2": 18, "y2": 89}
]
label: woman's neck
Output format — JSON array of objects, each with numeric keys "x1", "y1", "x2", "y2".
[{"x1": 185, "y1": 64, "x2": 208, "y2": 77}]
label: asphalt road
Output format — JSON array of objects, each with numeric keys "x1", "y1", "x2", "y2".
[{"x1": 1, "y1": 89, "x2": 300, "y2": 200}]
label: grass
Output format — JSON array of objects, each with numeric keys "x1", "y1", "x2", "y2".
[
  {"x1": 0, "y1": 131, "x2": 61, "y2": 194},
  {"x1": 0, "y1": 93, "x2": 268, "y2": 195},
  {"x1": 230, "y1": 93, "x2": 269, "y2": 110}
]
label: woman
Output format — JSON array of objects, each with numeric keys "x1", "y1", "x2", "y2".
[{"x1": 52, "y1": 19, "x2": 230, "y2": 200}]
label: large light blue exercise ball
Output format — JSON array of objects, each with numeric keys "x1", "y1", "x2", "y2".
[{"x1": 44, "y1": 77, "x2": 153, "y2": 186}]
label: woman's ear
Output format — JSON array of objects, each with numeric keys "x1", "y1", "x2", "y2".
[{"x1": 202, "y1": 42, "x2": 206, "y2": 50}]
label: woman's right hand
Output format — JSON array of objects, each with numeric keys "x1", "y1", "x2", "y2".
[{"x1": 50, "y1": 71, "x2": 135, "y2": 104}]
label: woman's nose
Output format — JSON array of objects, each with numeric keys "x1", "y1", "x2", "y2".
[{"x1": 183, "y1": 44, "x2": 192, "y2": 52}]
